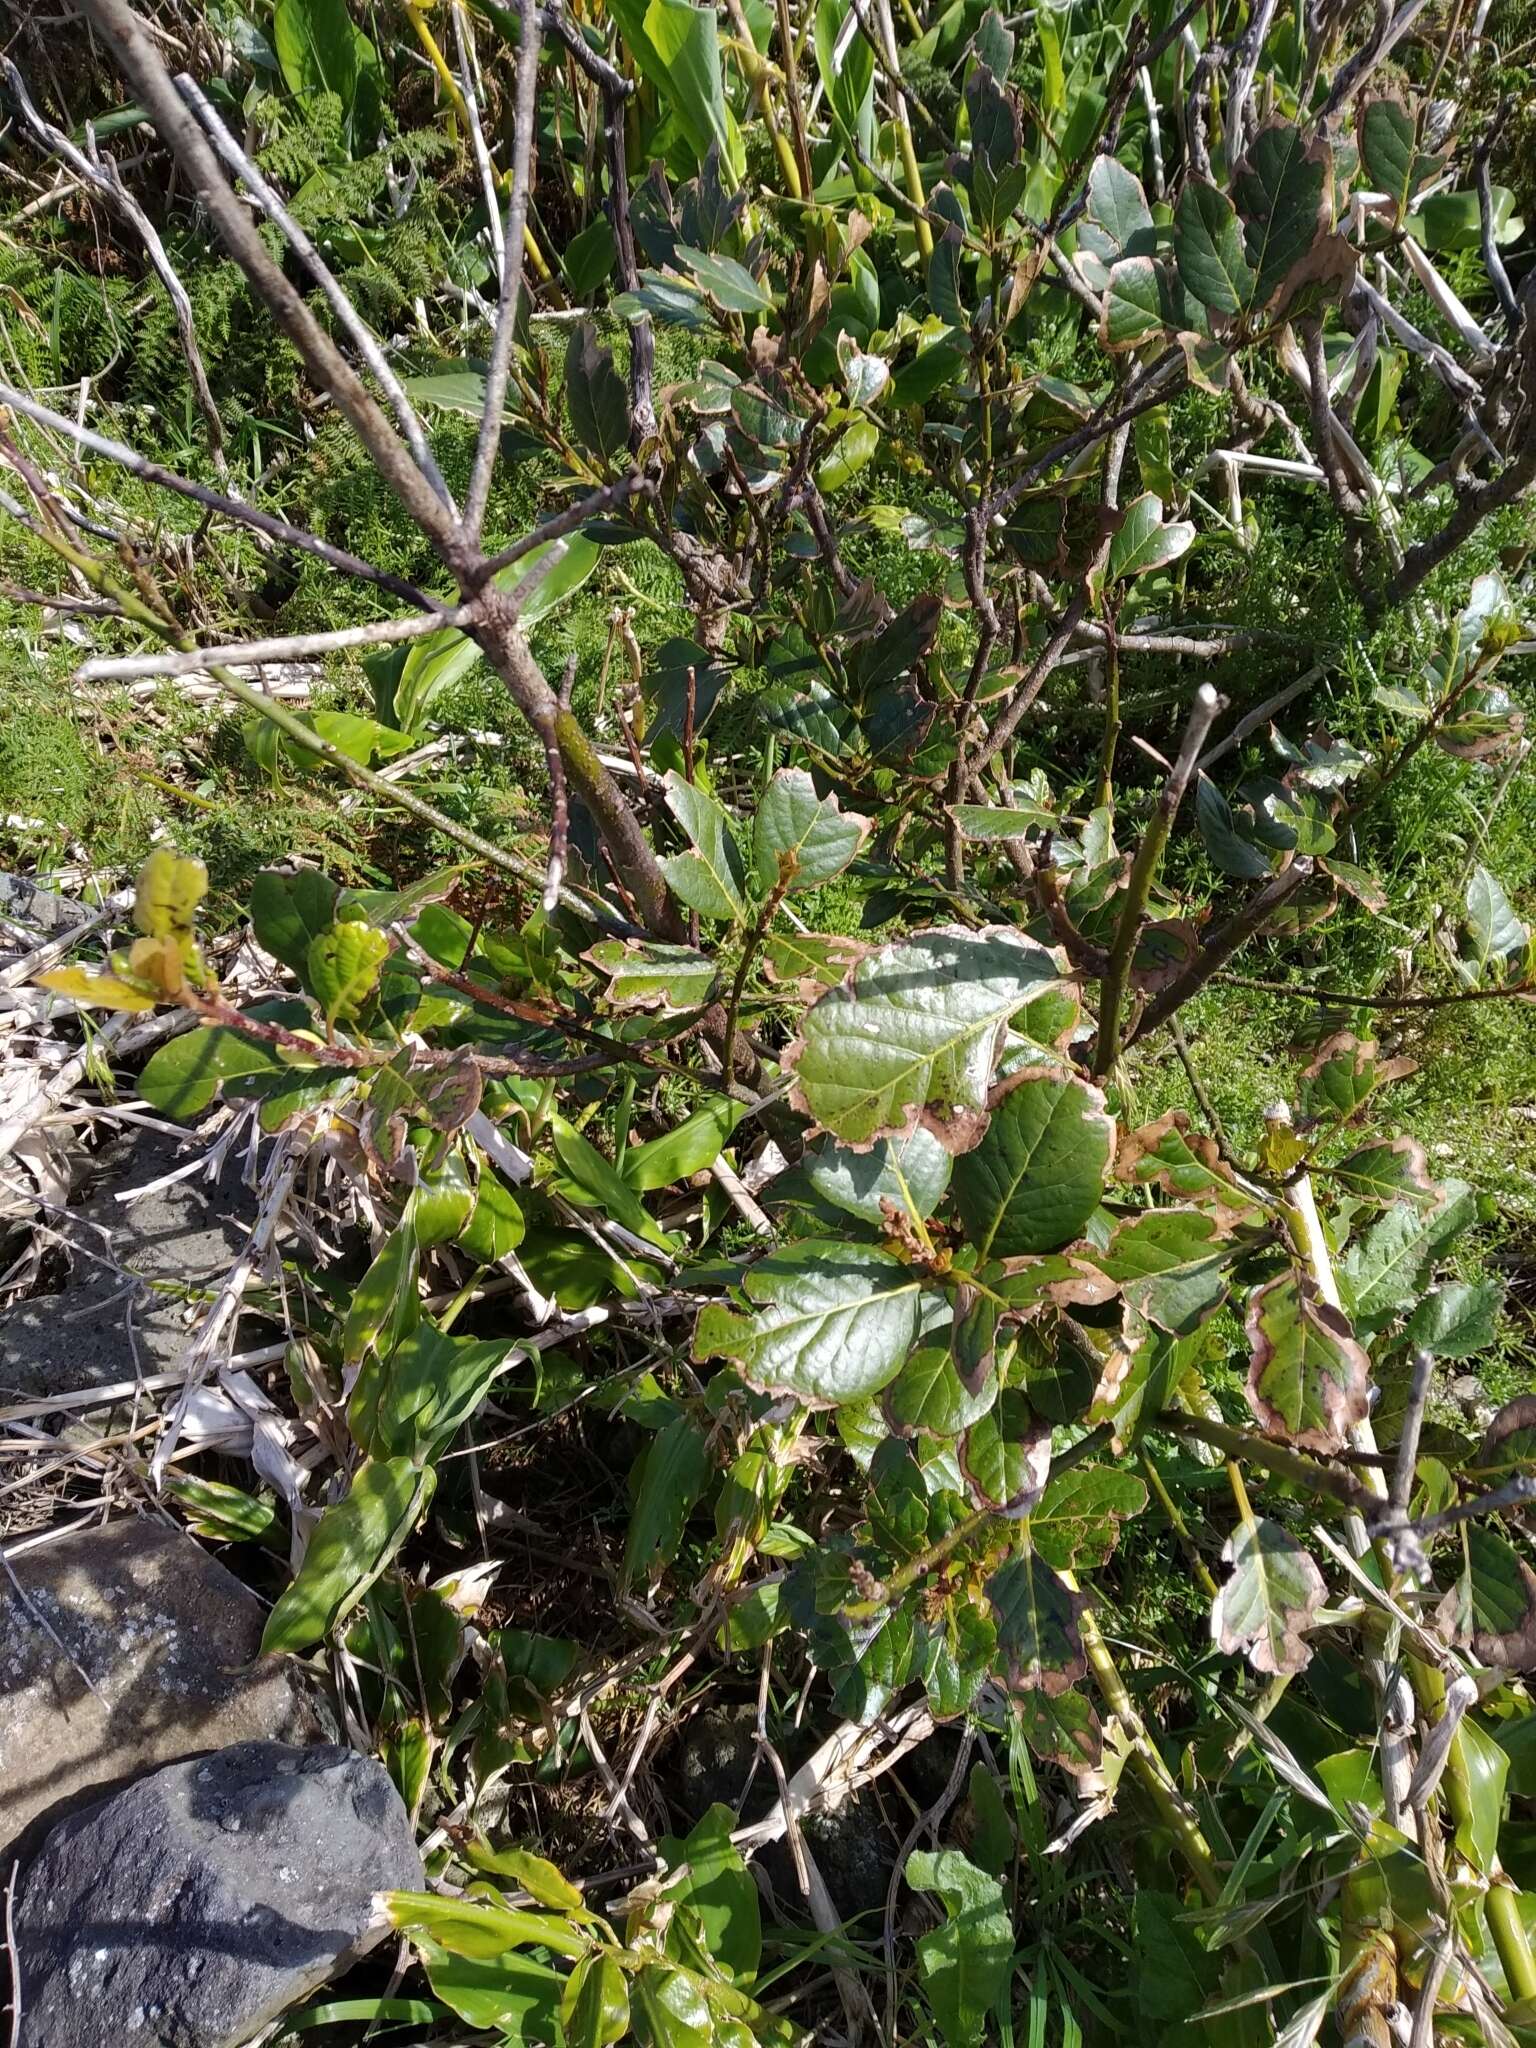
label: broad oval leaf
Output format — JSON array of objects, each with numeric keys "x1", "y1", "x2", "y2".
[
  {"x1": 752, "y1": 768, "x2": 871, "y2": 894},
  {"x1": 805, "y1": 1124, "x2": 954, "y2": 1226},
  {"x1": 952, "y1": 1068, "x2": 1113, "y2": 1259},
  {"x1": 261, "y1": 1457, "x2": 434, "y2": 1654},
  {"x1": 693, "y1": 1240, "x2": 925, "y2": 1405},
  {"x1": 659, "y1": 770, "x2": 750, "y2": 921},
  {"x1": 1212, "y1": 1516, "x2": 1327, "y2": 1675},
  {"x1": 1107, "y1": 492, "x2": 1196, "y2": 584},
  {"x1": 1244, "y1": 1268, "x2": 1371, "y2": 1453},
  {"x1": 784, "y1": 925, "x2": 1065, "y2": 1149}
]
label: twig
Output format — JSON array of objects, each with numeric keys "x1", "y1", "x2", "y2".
[
  {"x1": 0, "y1": 382, "x2": 439, "y2": 610},
  {"x1": 173, "y1": 72, "x2": 451, "y2": 507},
  {"x1": 1093, "y1": 684, "x2": 1221, "y2": 1073},
  {"x1": 79, "y1": 0, "x2": 458, "y2": 558},
  {"x1": 76, "y1": 605, "x2": 479, "y2": 682},
  {"x1": 463, "y1": 0, "x2": 542, "y2": 543},
  {"x1": 4, "y1": 1859, "x2": 19, "y2": 2048},
  {"x1": 2, "y1": 59, "x2": 227, "y2": 472}
]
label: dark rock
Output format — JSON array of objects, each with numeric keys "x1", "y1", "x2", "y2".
[
  {"x1": 13, "y1": 1742, "x2": 423, "y2": 2048},
  {"x1": 0, "y1": 1518, "x2": 321, "y2": 1860},
  {"x1": 0, "y1": 1133, "x2": 259, "y2": 1403}
]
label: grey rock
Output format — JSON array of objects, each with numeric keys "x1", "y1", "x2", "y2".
[
  {"x1": 13, "y1": 1741, "x2": 423, "y2": 2048},
  {"x1": 0, "y1": 1517, "x2": 320, "y2": 1860},
  {"x1": 0, "y1": 1134, "x2": 258, "y2": 1403}
]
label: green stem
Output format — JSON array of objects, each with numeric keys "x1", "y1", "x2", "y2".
[
  {"x1": 1159, "y1": 1413, "x2": 1377, "y2": 1513},
  {"x1": 1141, "y1": 1448, "x2": 1220, "y2": 1600},
  {"x1": 721, "y1": 870, "x2": 791, "y2": 1082},
  {"x1": 1069, "y1": 1583, "x2": 1223, "y2": 1904}
]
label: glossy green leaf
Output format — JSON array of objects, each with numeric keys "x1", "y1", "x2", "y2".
[
  {"x1": 1174, "y1": 180, "x2": 1255, "y2": 315},
  {"x1": 138, "y1": 1022, "x2": 297, "y2": 1117},
  {"x1": 784, "y1": 925, "x2": 1064, "y2": 1148},
  {"x1": 693, "y1": 1240, "x2": 924, "y2": 1405},
  {"x1": 905, "y1": 1850, "x2": 1013, "y2": 2048},
  {"x1": 566, "y1": 321, "x2": 631, "y2": 465},
  {"x1": 752, "y1": 768, "x2": 870, "y2": 895},
  {"x1": 1405, "y1": 1279, "x2": 1502, "y2": 1359},
  {"x1": 805, "y1": 1125, "x2": 954, "y2": 1226},
  {"x1": 622, "y1": 1412, "x2": 711, "y2": 1586},
  {"x1": 660, "y1": 770, "x2": 750, "y2": 921},
  {"x1": 262, "y1": 1458, "x2": 433, "y2": 1654},
  {"x1": 1100, "y1": 1208, "x2": 1236, "y2": 1335},
  {"x1": 1341, "y1": 1183, "x2": 1476, "y2": 1319},
  {"x1": 951, "y1": 1068, "x2": 1114, "y2": 1259},
  {"x1": 562, "y1": 1955, "x2": 630, "y2": 2048},
  {"x1": 1232, "y1": 123, "x2": 1331, "y2": 309},
  {"x1": 1107, "y1": 491, "x2": 1196, "y2": 583},
  {"x1": 623, "y1": 1097, "x2": 745, "y2": 1192},
  {"x1": 249, "y1": 868, "x2": 339, "y2": 977},
  {"x1": 658, "y1": 1804, "x2": 761, "y2": 1981},
  {"x1": 885, "y1": 1343, "x2": 997, "y2": 1438}
]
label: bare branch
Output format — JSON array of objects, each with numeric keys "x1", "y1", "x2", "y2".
[
  {"x1": 2, "y1": 57, "x2": 227, "y2": 473},
  {"x1": 0, "y1": 381, "x2": 440, "y2": 609},
  {"x1": 75, "y1": 605, "x2": 481, "y2": 683},
  {"x1": 462, "y1": 0, "x2": 542, "y2": 544},
  {"x1": 76, "y1": 0, "x2": 457, "y2": 556},
  {"x1": 174, "y1": 72, "x2": 453, "y2": 510}
]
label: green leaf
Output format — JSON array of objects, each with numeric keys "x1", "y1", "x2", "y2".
[
  {"x1": 1358, "y1": 97, "x2": 1445, "y2": 222},
  {"x1": 622, "y1": 1412, "x2": 711, "y2": 1586},
  {"x1": 1467, "y1": 1523, "x2": 1536, "y2": 1671},
  {"x1": 587, "y1": 937, "x2": 719, "y2": 1012},
  {"x1": 461, "y1": 1168, "x2": 525, "y2": 1260},
  {"x1": 1452, "y1": 1711, "x2": 1510, "y2": 1872},
  {"x1": 693, "y1": 1240, "x2": 924, "y2": 1405},
  {"x1": 815, "y1": 0, "x2": 876, "y2": 156},
  {"x1": 625, "y1": 0, "x2": 736, "y2": 172},
  {"x1": 623, "y1": 1098, "x2": 745, "y2": 1192},
  {"x1": 307, "y1": 922, "x2": 388, "y2": 1027},
  {"x1": 550, "y1": 1113, "x2": 673, "y2": 1251},
  {"x1": 413, "y1": 1942, "x2": 563, "y2": 2033},
  {"x1": 677, "y1": 245, "x2": 774, "y2": 314},
  {"x1": 1232, "y1": 123, "x2": 1331, "y2": 310},
  {"x1": 885, "y1": 1344, "x2": 997, "y2": 1438},
  {"x1": 1212, "y1": 1517, "x2": 1327, "y2": 1675},
  {"x1": 1464, "y1": 864, "x2": 1530, "y2": 982},
  {"x1": 784, "y1": 924, "x2": 1065, "y2": 1148},
  {"x1": 1106, "y1": 491, "x2": 1196, "y2": 583},
  {"x1": 343, "y1": 1223, "x2": 421, "y2": 1369},
  {"x1": 951, "y1": 1068, "x2": 1113, "y2": 1259},
  {"x1": 1174, "y1": 181, "x2": 1255, "y2": 316},
  {"x1": 1328, "y1": 1135, "x2": 1439, "y2": 1206},
  {"x1": 138, "y1": 1023, "x2": 296, "y2": 1118},
  {"x1": 1196, "y1": 775, "x2": 1271, "y2": 879},
  {"x1": 1099, "y1": 256, "x2": 1171, "y2": 349},
  {"x1": 804, "y1": 1125, "x2": 954, "y2": 1227},
  {"x1": 564, "y1": 216, "x2": 617, "y2": 297},
  {"x1": 249, "y1": 868, "x2": 339, "y2": 977},
  {"x1": 389, "y1": 537, "x2": 599, "y2": 737},
  {"x1": 1027, "y1": 1467, "x2": 1147, "y2": 1571},
  {"x1": 752, "y1": 768, "x2": 870, "y2": 895},
  {"x1": 905, "y1": 1850, "x2": 1013, "y2": 2048},
  {"x1": 562, "y1": 1955, "x2": 630, "y2": 2048},
  {"x1": 660, "y1": 771, "x2": 750, "y2": 921},
  {"x1": 986, "y1": 1551, "x2": 1088, "y2": 1695},
  {"x1": 658, "y1": 1805, "x2": 761, "y2": 1982},
  {"x1": 350, "y1": 1321, "x2": 512, "y2": 1463},
  {"x1": 1244, "y1": 1269, "x2": 1371, "y2": 1453},
  {"x1": 134, "y1": 847, "x2": 207, "y2": 939},
  {"x1": 261, "y1": 1458, "x2": 433, "y2": 1654},
  {"x1": 961, "y1": 1395, "x2": 1052, "y2": 1515},
  {"x1": 1099, "y1": 1208, "x2": 1236, "y2": 1335},
  {"x1": 632, "y1": 1964, "x2": 713, "y2": 2048},
  {"x1": 947, "y1": 801, "x2": 1056, "y2": 842},
  {"x1": 1341, "y1": 1183, "x2": 1476, "y2": 1319},
  {"x1": 1085, "y1": 153, "x2": 1154, "y2": 254},
  {"x1": 566, "y1": 321, "x2": 631, "y2": 465},
  {"x1": 1405, "y1": 1279, "x2": 1502, "y2": 1359},
  {"x1": 1115, "y1": 1109, "x2": 1257, "y2": 1212}
]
